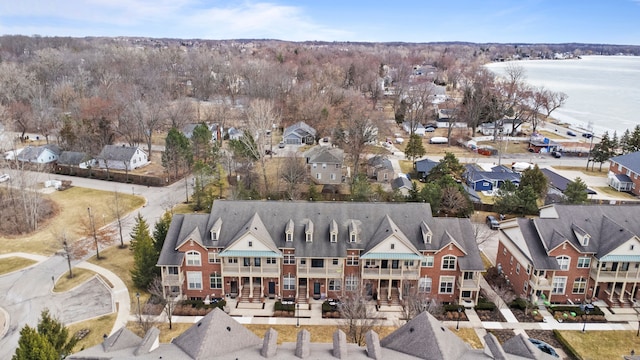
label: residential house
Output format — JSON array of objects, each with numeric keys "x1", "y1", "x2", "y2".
[
  {"x1": 283, "y1": 121, "x2": 316, "y2": 145},
  {"x1": 402, "y1": 121, "x2": 426, "y2": 136},
  {"x1": 497, "y1": 204, "x2": 640, "y2": 307},
  {"x1": 182, "y1": 123, "x2": 222, "y2": 142},
  {"x1": 478, "y1": 119, "x2": 516, "y2": 136},
  {"x1": 541, "y1": 168, "x2": 596, "y2": 203},
  {"x1": 97, "y1": 145, "x2": 149, "y2": 170},
  {"x1": 391, "y1": 176, "x2": 413, "y2": 197},
  {"x1": 528, "y1": 134, "x2": 560, "y2": 154},
  {"x1": 15, "y1": 144, "x2": 60, "y2": 164},
  {"x1": 463, "y1": 164, "x2": 521, "y2": 192},
  {"x1": 69, "y1": 307, "x2": 556, "y2": 359},
  {"x1": 367, "y1": 155, "x2": 394, "y2": 182},
  {"x1": 414, "y1": 158, "x2": 439, "y2": 181},
  {"x1": 608, "y1": 151, "x2": 640, "y2": 196},
  {"x1": 304, "y1": 146, "x2": 344, "y2": 185},
  {"x1": 57, "y1": 151, "x2": 94, "y2": 169},
  {"x1": 157, "y1": 201, "x2": 484, "y2": 307},
  {"x1": 227, "y1": 127, "x2": 244, "y2": 140}
]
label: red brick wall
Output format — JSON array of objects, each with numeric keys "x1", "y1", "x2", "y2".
[
  {"x1": 548, "y1": 244, "x2": 591, "y2": 303},
  {"x1": 610, "y1": 162, "x2": 640, "y2": 196}
]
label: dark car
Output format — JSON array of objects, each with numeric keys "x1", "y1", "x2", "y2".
[
  {"x1": 486, "y1": 215, "x2": 500, "y2": 230},
  {"x1": 528, "y1": 338, "x2": 559, "y2": 358},
  {"x1": 582, "y1": 133, "x2": 593, "y2": 138},
  {"x1": 551, "y1": 151, "x2": 562, "y2": 158},
  {"x1": 566, "y1": 130, "x2": 577, "y2": 136}
]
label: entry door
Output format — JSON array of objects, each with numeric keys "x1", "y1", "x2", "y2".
[
  {"x1": 268, "y1": 282, "x2": 275, "y2": 296},
  {"x1": 230, "y1": 281, "x2": 238, "y2": 296},
  {"x1": 314, "y1": 282, "x2": 321, "y2": 296}
]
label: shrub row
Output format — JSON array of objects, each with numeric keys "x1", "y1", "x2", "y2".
[{"x1": 274, "y1": 301, "x2": 295, "y2": 312}]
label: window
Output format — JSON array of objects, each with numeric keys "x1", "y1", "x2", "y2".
[
  {"x1": 556, "y1": 256, "x2": 570, "y2": 271},
  {"x1": 243, "y1": 258, "x2": 251, "y2": 267},
  {"x1": 329, "y1": 279, "x2": 341, "y2": 291},
  {"x1": 283, "y1": 274, "x2": 295, "y2": 290},
  {"x1": 186, "y1": 251, "x2": 201, "y2": 266},
  {"x1": 523, "y1": 281, "x2": 528, "y2": 293},
  {"x1": 313, "y1": 163, "x2": 317, "y2": 168},
  {"x1": 345, "y1": 275, "x2": 358, "y2": 291},
  {"x1": 187, "y1": 271, "x2": 202, "y2": 290},
  {"x1": 322, "y1": 163, "x2": 327, "y2": 169},
  {"x1": 331, "y1": 233, "x2": 337, "y2": 243},
  {"x1": 330, "y1": 173, "x2": 336, "y2": 180},
  {"x1": 283, "y1": 255, "x2": 295, "y2": 265},
  {"x1": 254, "y1": 258, "x2": 261, "y2": 267},
  {"x1": 248, "y1": 241, "x2": 253, "y2": 247},
  {"x1": 515, "y1": 263, "x2": 520, "y2": 274},
  {"x1": 503, "y1": 248, "x2": 507, "y2": 255},
  {"x1": 577, "y1": 257, "x2": 591, "y2": 268},
  {"x1": 227, "y1": 257, "x2": 238, "y2": 264},
  {"x1": 526, "y1": 264, "x2": 531, "y2": 274},
  {"x1": 332, "y1": 259, "x2": 339, "y2": 266},
  {"x1": 266, "y1": 258, "x2": 277, "y2": 264},
  {"x1": 365, "y1": 260, "x2": 376, "y2": 267},
  {"x1": 404, "y1": 260, "x2": 414, "y2": 267},
  {"x1": 347, "y1": 256, "x2": 359, "y2": 266},
  {"x1": 316, "y1": 173, "x2": 321, "y2": 180},
  {"x1": 418, "y1": 277, "x2": 432, "y2": 293},
  {"x1": 422, "y1": 256, "x2": 434, "y2": 267},
  {"x1": 572, "y1": 277, "x2": 587, "y2": 294},
  {"x1": 286, "y1": 233, "x2": 292, "y2": 242},
  {"x1": 211, "y1": 231, "x2": 217, "y2": 241},
  {"x1": 208, "y1": 251, "x2": 221, "y2": 264},
  {"x1": 209, "y1": 273, "x2": 222, "y2": 289},
  {"x1": 509, "y1": 255, "x2": 513, "y2": 265},
  {"x1": 552, "y1": 276, "x2": 567, "y2": 294},
  {"x1": 439, "y1": 276, "x2": 455, "y2": 294},
  {"x1": 306, "y1": 232, "x2": 312, "y2": 242},
  {"x1": 390, "y1": 243, "x2": 395, "y2": 250},
  {"x1": 167, "y1": 266, "x2": 179, "y2": 275},
  {"x1": 442, "y1": 255, "x2": 456, "y2": 270},
  {"x1": 463, "y1": 272, "x2": 474, "y2": 280},
  {"x1": 350, "y1": 234, "x2": 356, "y2": 243},
  {"x1": 300, "y1": 259, "x2": 306, "y2": 265},
  {"x1": 311, "y1": 259, "x2": 324, "y2": 268}
]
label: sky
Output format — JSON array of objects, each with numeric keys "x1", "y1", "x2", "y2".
[{"x1": 1, "y1": 0, "x2": 639, "y2": 45}]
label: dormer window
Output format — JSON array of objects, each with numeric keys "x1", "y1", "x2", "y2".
[
  {"x1": 330, "y1": 220, "x2": 338, "y2": 243},
  {"x1": 421, "y1": 221, "x2": 432, "y2": 244},
  {"x1": 286, "y1": 219, "x2": 294, "y2": 242},
  {"x1": 210, "y1": 218, "x2": 222, "y2": 241},
  {"x1": 331, "y1": 234, "x2": 337, "y2": 243},
  {"x1": 349, "y1": 220, "x2": 359, "y2": 243},
  {"x1": 581, "y1": 234, "x2": 590, "y2": 246},
  {"x1": 305, "y1": 220, "x2": 314, "y2": 243}
]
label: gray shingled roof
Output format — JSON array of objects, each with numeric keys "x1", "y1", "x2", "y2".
[
  {"x1": 158, "y1": 201, "x2": 483, "y2": 270},
  {"x1": 304, "y1": 146, "x2": 344, "y2": 164},
  {"x1": 284, "y1": 121, "x2": 316, "y2": 138},
  {"x1": 173, "y1": 308, "x2": 262, "y2": 358},
  {"x1": 57, "y1": 151, "x2": 91, "y2": 165},
  {"x1": 368, "y1": 155, "x2": 393, "y2": 170},
  {"x1": 391, "y1": 177, "x2": 412, "y2": 190},
  {"x1": 540, "y1": 168, "x2": 596, "y2": 194},
  {"x1": 414, "y1": 158, "x2": 438, "y2": 176},
  {"x1": 610, "y1": 151, "x2": 640, "y2": 173},
  {"x1": 16, "y1": 144, "x2": 61, "y2": 161},
  {"x1": 97, "y1": 145, "x2": 144, "y2": 161}
]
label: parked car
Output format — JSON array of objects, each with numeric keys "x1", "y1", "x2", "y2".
[
  {"x1": 566, "y1": 130, "x2": 577, "y2": 136},
  {"x1": 278, "y1": 142, "x2": 286, "y2": 148},
  {"x1": 551, "y1": 151, "x2": 562, "y2": 158},
  {"x1": 424, "y1": 126, "x2": 436, "y2": 132},
  {"x1": 0, "y1": 173, "x2": 10, "y2": 183},
  {"x1": 528, "y1": 338, "x2": 559, "y2": 358},
  {"x1": 486, "y1": 215, "x2": 500, "y2": 230},
  {"x1": 582, "y1": 133, "x2": 593, "y2": 138}
]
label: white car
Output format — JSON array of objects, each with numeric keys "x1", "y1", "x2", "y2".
[{"x1": 0, "y1": 173, "x2": 10, "y2": 183}]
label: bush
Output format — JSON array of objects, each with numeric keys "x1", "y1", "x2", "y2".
[
  {"x1": 510, "y1": 298, "x2": 531, "y2": 311},
  {"x1": 475, "y1": 301, "x2": 497, "y2": 311},
  {"x1": 444, "y1": 304, "x2": 466, "y2": 312},
  {"x1": 274, "y1": 301, "x2": 295, "y2": 312},
  {"x1": 548, "y1": 305, "x2": 603, "y2": 316}
]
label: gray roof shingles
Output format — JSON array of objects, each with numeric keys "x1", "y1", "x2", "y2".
[{"x1": 610, "y1": 151, "x2": 640, "y2": 173}]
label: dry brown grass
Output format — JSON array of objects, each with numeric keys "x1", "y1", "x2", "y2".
[
  {"x1": 594, "y1": 186, "x2": 639, "y2": 199},
  {"x1": 127, "y1": 321, "x2": 193, "y2": 343},
  {"x1": 53, "y1": 268, "x2": 98, "y2": 293},
  {"x1": 453, "y1": 327, "x2": 484, "y2": 349},
  {"x1": 556, "y1": 330, "x2": 640, "y2": 359},
  {"x1": 67, "y1": 313, "x2": 117, "y2": 353},
  {"x1": 551, "y1": 165, "x2": 608, "y2": 177},
  {"x1": 0, "y1": 256, "x2": 37, "y2": 275},
  {"x1": 245, "y1": 324, "x2": 398, "y2": 344},
  {"x1": 0, "y1": 187, "x2": 144, "y2": 255}
]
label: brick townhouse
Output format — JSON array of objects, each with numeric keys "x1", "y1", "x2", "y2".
[
  {"x1": 608, "y1": 151, "x2": 640, "y2": 196},
  {"x1": 497, "y1": 204, "x2": 640, "y2": 307},
  {"x1": 157, "y1": 200, "x2": 484, "y2": 306}
]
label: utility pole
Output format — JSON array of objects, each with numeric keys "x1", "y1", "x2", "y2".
[{"x1": 87, "y1": 207, "x2": 99, "y2": 259}]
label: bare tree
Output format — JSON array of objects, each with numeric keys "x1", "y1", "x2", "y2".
[
  {"x1": 148, "y1": 277, "x2": 177, "y2": 330},
  {"x1": 338, "y1": 283, "x2": 381, "y2": 346},
  {"x1": 280, "y1": 155, "x2": 307, "y2": 200},
  {"x1": 111, "y1": 189, "x2": 127, "y2": 248},
  {"x1": 244, "y1": 99, "x2": 280, "y2": 195}
]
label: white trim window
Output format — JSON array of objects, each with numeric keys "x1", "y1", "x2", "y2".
[
  {"x1": 187, "y1": 271, "x2": 202, "y2": 290},
  {"x1": 209, "y1": 273, "x2": 222, "y2": 289},
  {"x1": 418, "y1": 277, "x2": 432, "y2": 293},
  {"x1": 439, "y1": 276, "x2": 455, "y2": 294},
  {"x1": 283, "y1": 274, "x2": 296, "y2": 290},
  {"x1": 552, "y1": 276, "x2": 567, "y2": 294},
  {"x1": 422, "y1": 256, "x2": 434, "y2": 267},
  {"x1": 577, "y1": 257, "x2": 591, "y2": 269},
  {"x1": 329, "y1": 279, "x2": 341, "y2": 291},
  {"x1": 345, "y1": 275, "x2": 358, "y2": 291},
  {"x1": 208, "y1": 251, "x2": 220, "y2": 263},
  {"x1": 572, "y1": 277, "x2": 587, "y2": 294},
  {"x1": 441, "y1": 255, "x2": 456, "y2": 270},
  {"x1": 186, "y1": 251, "x2": 201, "y2": 266},
  {"x1": 556, "y1": 256, "x2": 570, "y2": 271},
  {"x1": 347, "y1": 256, "x2": 359, "y2": 266}
]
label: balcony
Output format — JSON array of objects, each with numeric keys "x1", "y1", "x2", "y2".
[
  {"x1": 361, "y1": 266, "x2": 419, "y2": 280},
  {"x1": 297, "y1": 265, "x2": 342, "y2": 277},
  {"x1": 162, "y1": 273, "x2": 183, "y2": 286},
  {"x1": 457, "y1": 275, "x2": 480, "y2": 290},
  {"x1": 223, "y1": 264, "x2": 280, "y2": 276},
  {"x1": 529, "y1": 274, "x2": 552, "y2": 290},
  {"x1": 590, "y1": 267, "x2": 640, "y2": 282}
]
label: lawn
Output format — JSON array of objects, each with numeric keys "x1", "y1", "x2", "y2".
[
  {"x1": 244, "y1": 324, "x2": 398, "y2": 344},
  {"x1": 67, "y1": 313, "x2": 117, "y2": 353},
  {"x1": 128, "y1": 321, "x2": 193, "y2": 342},
  {"x1": 0, "y1": 256, "x2": 37, "y2": 275},
  {"x1": 551, "y1": 165, "x2": 608, "y2": 177},
  {"x1": 0, "y1": 187, "x2": 144, "y2": 255},
  {"x1": 53, "y1": 267, "x2": 99, "y2": 292},
  {"x1": 453, "y1": 327, "x2": 483, "y2": 349},
  {"x1": 556, "y1": 330, "x2": 640, "y2": 359},
  {"x1": 594, "y1": 186, "x2": 639, "y2": 199}
]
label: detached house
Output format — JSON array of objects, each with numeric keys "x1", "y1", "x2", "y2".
[
  {"x1": 367, "y1": 155, "x2": 394, "y2": 182},
  {"x1": 283, "y1": 121, "x2": 316, "y2": 145},
  {"x1": 463, "y1": 164, "x2": 521, "y2": 192},
  {"x1": 608, "y1": 151, "x2": 640, "y2": 196},
  {"x1": 157, "y1": 201, "x2": 483, "y2": 307},
  {"x1": 97, "y1": 145, "x2": 149, "y2": 170},
  {"x1": 15, "y1": 144, "x2": 60, "y2": 164},
  {"x1": 304, "y1": 146, "x2": 344, "y2": 185},
  {"x1": 497, "y1": 204, "x2": 640, "y2": 307}
]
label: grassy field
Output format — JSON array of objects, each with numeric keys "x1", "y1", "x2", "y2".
[
  {"x1": 551, "y1": 165, "x2": 608, "y2": 177},
  {"x1": 557, "y1": 330, "x2": 640, "y2": 359},
  {"x1": 0, "y1": 187, "x2": 144, "y2": 255},
  {"x1": 0, "y1": 256, "x2": 37, "y2": 275},
  {"x1": 53, "y1": 268, "x2": 99, "y2": 292},
  {"x1": 67, "y1": 313, "x2": 117, "y2": 353},
  {"x1": 594, "y1": 186, "x2": 639, "y2": 199}
]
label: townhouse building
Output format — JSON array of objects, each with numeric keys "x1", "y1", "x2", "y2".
[
  {"x1": 497, "y1": 204, "x2": 640, "y2": 307},
  {"x1": 157, "y1": 200, "x2": 483, "y2": 307},
  {"x1": 608, "y1": 151, "x2": 640, "y2": 196}
]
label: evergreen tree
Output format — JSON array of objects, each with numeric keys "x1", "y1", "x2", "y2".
[
  {"x1": 590, "y1": 131, "x2": 615, "y2": 171},
  {"x1": 519, "y1": 165, "x2": 548, "y2": 199},
  {"x1": 162, "y1": 127, "x2": 193, "y2": 181},
  {"x1": 153, "y1": 212, "x2": 173, "y2": 255},
  {"x1": 404, "y1": 133, "x2": 426, "y2": 161},
  {"x1": 564, "y1": 177, "x2": 589, "y2": 204},
  {"x1": 13, "y1": 326, "x2": 58, "y2": 360},
  {"x1": 191, "y1": 123, "x2": 213, "y2": 162},
  {"x1": 427, "y1": 152, "x2": 464, "y2": 182},
  {"x1": 130, "y1": 213, "x2": 159, "y2": 289},
  {"x1": 494, "y1": 181, "x2": 539, "y2": 216}
]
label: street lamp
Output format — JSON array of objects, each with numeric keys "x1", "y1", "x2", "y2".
[
  {"x1": 136, "y1": 292, "x2": 141, "y2": 324},
  {"x1": 456, "y1": 307, "x2": 462, "y2": 331},
  {"x1": 296, "y1": 303, "x2": 300, "y2": 328}
]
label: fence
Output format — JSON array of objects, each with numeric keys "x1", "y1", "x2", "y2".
[{"x1": 53, "y1": 165, "x2": 167, "y2": 187}]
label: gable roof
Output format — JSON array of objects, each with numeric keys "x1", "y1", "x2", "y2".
[
  {"x1": 57, "y1": 151, "x2": 91, "y2": 165},
  {"x1": 391, "y1": 176, "x2": 412, "y2": 190},
  {"x1": 16, "y1": 144, "x2": 61, "y2": 161},
  {"x1": 610, "y1": 151, "x2": 640, "y2": 173},
  {"x1": 98, "y1": 145, "x2": 145, "y2": 162},
  {"x1": 414, "y1": 158, "x2": 438, "y2": 175},
  {"x1": 102, "y1": 327, "x2": 143, "y2": 352},
  {"x1": 368, "y1": 155, "x2": 393, "y2": 171},
  {"x1": 541, "y1": 168, "x2": 596, "y2": 194},
  {"x1": 284, "y1": 121, "x2": 316, "y2": 139},
  {"x1": 464, "y1": 164, "x2": 521, "y2": 184},
  {"x1": 304, "y1": 146, "x2": 344, "y2": 164},
  {"x1": 172, "y1": 308, "x2": 262, "y2": 358}
]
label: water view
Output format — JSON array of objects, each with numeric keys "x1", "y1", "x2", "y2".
[{"x1": 486, "y1": 56, "x2": 640, "y2": 136}]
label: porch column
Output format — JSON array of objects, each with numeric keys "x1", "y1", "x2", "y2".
[
  {"x1": 388, "y1": 278, "x2": 392, "y2": 300},
  {"x1": 399, "y1": 279, "x2": 403, "y2": 301},
  {"x1": 609, "y1": 281, "x2": 614, "y2": 302},
  {"x1": 249, "y1": 276, "x2": 253, "y2": 298}
]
